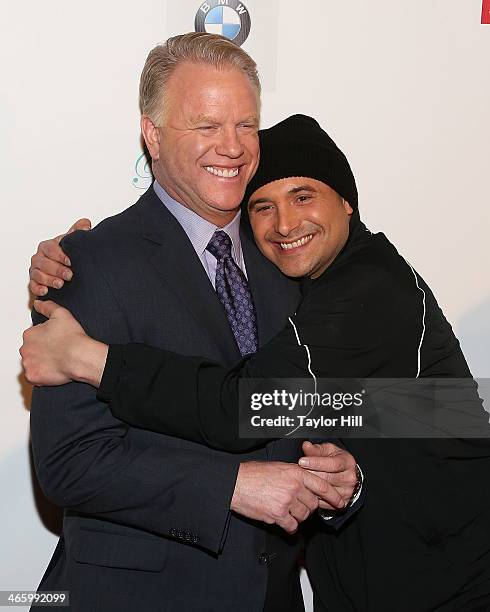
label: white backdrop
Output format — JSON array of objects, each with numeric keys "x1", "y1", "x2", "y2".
[{"x1": 1, "y1": 1, "x2": 489, "y2": 610}]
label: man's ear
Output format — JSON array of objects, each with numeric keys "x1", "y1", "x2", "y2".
[
  {"x1": 342, "y1": 198, "x2": 354, "y2": 216},
  {"x1": 141, "y1": 115, "x2": 160, "y2": 161}
]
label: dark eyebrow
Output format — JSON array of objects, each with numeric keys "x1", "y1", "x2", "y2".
[
  {"x1": 248, "y1": 197, "x2": 271, "y2": 211},
  {"x1": 248, "y1": 185, "x2": 316, "y2": 210},
  {"x1": 288, "y1": 185, "x2": 316, "y2": 194}
]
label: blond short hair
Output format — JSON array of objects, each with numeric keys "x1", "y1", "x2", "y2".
[{"x1": 139, "y1": 32, "x2": 261, "y2": 126}]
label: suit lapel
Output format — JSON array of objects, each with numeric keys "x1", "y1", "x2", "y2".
[
  {"x1": 138, "y1": 188, "x2": 241, "y2": 364},
  {"x1": 136, "y1": 187, "x2": 301, "y2": 362}
]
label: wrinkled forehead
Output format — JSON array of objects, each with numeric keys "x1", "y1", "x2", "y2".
[{"x1": 165, "y1": 61, "x2": 261, "y2": 117}]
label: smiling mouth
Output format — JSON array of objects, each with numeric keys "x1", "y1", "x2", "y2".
[
  {"x1": 278, "y1": 234, "x2": 314, "y2": 251},
  {"x1": 204, "y1": 166, "x2": 240, "y2": 178}
]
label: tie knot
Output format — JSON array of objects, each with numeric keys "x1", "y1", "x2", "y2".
[{"x1": 206, "y1": 231, "x2": 233, "y2": 260}]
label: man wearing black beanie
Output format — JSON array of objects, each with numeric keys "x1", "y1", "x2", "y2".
[
  {"x1": 22, "y1": 115, "x2": 490, "y2": 611},
  {"x1": 245, "y1": 114, "x2": 358, "y2": 209}
]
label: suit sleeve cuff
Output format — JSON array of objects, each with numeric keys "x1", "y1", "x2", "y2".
[{"x1": 97, "y1": 344, "x2": 125, "y2": 403}]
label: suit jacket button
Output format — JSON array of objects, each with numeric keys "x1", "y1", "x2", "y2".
[
  {"x1": 258, "y1": 553, "x2": 269, "y2": 566},
  {"x1": 258, "y1": 552, "x2": 277, "y2": 566}
]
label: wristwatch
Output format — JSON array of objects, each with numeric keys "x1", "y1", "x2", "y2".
[
  {"x1": 318, "y1": 463, "x2": 364, "y2": 521},
  {"x1": 350, "y1": 463, "x2": 363, "y2": 504}
]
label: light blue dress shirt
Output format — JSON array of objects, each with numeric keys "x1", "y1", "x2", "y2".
[{"x1": 153, "y1": 181, "x2": 247, "y2": 287}]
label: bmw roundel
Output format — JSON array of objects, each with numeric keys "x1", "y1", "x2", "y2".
[{"x1": 195, "y1": 1, "x2": 251, "y2": 47}]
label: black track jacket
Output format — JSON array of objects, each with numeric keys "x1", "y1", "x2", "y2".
[{"x1": 99, "y1": 211, "x2": 490, "y2": 611}]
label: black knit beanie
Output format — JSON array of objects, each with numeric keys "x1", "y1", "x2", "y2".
[{"x1": 245, "y1": 114, "x2": 358, "y2": 209}]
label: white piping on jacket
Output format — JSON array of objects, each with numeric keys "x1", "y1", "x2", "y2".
[
  {"x1": 403, "y1": 259, "x2": 426, "y2": 378},
  {"x1": 285, "y1": 316, "x2": 317, "y2": 436}
]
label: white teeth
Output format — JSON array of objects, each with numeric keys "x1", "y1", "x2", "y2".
[
  {"x1": 279, "y1": 234, "x2": 313, "y2": 250},
  {"x1": 204, "y1": 166, "x2": 239, "y2": 178}
]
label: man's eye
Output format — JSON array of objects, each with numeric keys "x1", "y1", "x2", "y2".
[
  {"x1": 297, "y1": 195, "x2": 311, "y2": 203},
  {"x1": 256, "y1": 205, "x2": 272, "y2": 213},
  {"x1": 197, "y1": 126, "x2": 216, "y2": 132}
]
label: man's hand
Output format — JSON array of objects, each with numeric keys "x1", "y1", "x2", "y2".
[
  {"x1": 20, "y1": 300, "x2": 108, "y2": 387},
  {"x1": 29, "y1": 218, "x2": 92, "y2": 296},
  {"x1": 230, "y1": 460, "x2": 346, "y2": 534},
  {"x1": 299, "y1": 441, "x2": 359, "y2": 509}
]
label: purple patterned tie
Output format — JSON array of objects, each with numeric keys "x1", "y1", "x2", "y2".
[{"x1": 206, "y1": 231, "x2": 258, "y2": 356}]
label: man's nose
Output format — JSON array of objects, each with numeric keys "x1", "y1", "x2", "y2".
[
  {"x1": 215, "y1": 126, "x2": 244, "y2": 159},
  {"x1": 275, "y1": 207, "x2": 301, "y2": 237}
]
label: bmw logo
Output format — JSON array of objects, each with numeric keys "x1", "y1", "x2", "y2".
[{"x1": 195, "y1": 1, "x2": 251, "y2": 47}]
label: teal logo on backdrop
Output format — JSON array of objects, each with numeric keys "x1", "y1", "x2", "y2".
[
  {"x1": 195, "y1": 0, "x2": 251, "y2": 46},
  {"x1": 132, "y1": 153, "x2": 152, "y2": 190}
]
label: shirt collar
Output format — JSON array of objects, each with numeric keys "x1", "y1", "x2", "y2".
[{"x1": 153, "y1": 180, "x2": 243, "y2": 261}]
